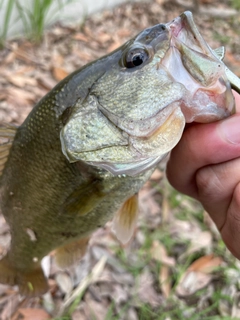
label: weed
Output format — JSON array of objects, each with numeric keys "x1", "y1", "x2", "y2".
[{"x1": 0, "y1": 0, "x2": 16, "y2": 48}]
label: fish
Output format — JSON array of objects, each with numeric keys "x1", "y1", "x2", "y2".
[{"x1": 0, "y1": 11, "x2": 239, "y2": 297}]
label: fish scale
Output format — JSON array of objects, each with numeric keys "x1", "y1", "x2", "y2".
[{"x1": 0, "y1": 11, "x2": 238, "y2": 296}]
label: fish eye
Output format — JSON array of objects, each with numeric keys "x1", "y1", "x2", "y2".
[{"x1": 124, "y1": 47, "x2": 149, "y2": 68}]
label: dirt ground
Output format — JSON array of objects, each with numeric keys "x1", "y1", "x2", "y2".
[{"x1": 0, "y1": 0, "x2": 240, "y2": 319}]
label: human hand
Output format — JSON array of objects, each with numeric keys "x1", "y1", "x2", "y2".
[{"x1": 166, "y1": 91, "x2": 240, "y2": 259}]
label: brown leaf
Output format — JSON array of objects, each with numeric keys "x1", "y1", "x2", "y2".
[
  {"x1": 52, "y1": 66, "x2": 69, "y2": 81},
  {"x1": 176, "y1": 271, "x2": 212, "y2": 297},
  {"x1": 37, "y1": 74, "x2": 57, "y2": 91},
  {"x1": 159, "y1": 265, "x2": 171, "y2": 298},
  {"x1": 188, "y1": 254, "x2": 223, "y2": 274},
  {"x1": 72, "y1": 33, "x2": 89, "y2": 42},
  {"x1": 107, "y1": 41, "x2": 122, "y2": 53},
  {"x1": 12, "y1": 308, "x2": 51, "y2": 320},
  {"x1": 117, "y1": 29, "x2": 132, "y2": 38},
  {"x1": 7, "y1": 87, "x2": 36, "y2": 105},
  {"x1": 1, "y1": 294, "x2": 19, "y2": 320},
  {"x1": 150, "y1": 240, "x2": 175, "y2": 267},
  {"x1": 137, "y1": 269, "x2": 162, "y2": 307},
  {"x1": 6, "y1": 74, "x2": 37, "y2": 88}
]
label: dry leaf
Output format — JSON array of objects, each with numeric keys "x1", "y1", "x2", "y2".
[
  {"x1": 37, "y1": 75, "x2": 57, "y2": 90},
  {"x1": 137, "y1": 269, "x2": 162, "y2": 307},
  {"x1": 55, "y1": 272, "x2": 73, "y2": 295},
  {"x1": 188, "y1": 254, "x2": 223, "y2": 274},
  {"x1": 1, "y1": 294, "x2": 20, "y2": 320},
  {"x1": 232, "y1": 292, "x2": 240, "y2": 317},
  {"x1": 159, "y1": 265, "x2": 171, "y2": 298},
  {"x1": 107, "y1": 41, "x2": 122, "y2": 53},
  {"x1": 150, "y1": 240, "x2": 175, "y2": 267},
  {"x1": 176, "y1": 271, "x2": 212, "y2": 297},
  {"x1": 72, "y1": 33, "x2": 89, "y2": 42},
  {"x1": 12, "y1": 308, "x2": 51, "y2": 320},
  {"x1": 52, "y1": 67, "x2": 69, "y2": 81},
  {"x1": 6, "y1": 74, "x2": 37, "y2": 88},
  {"x1": 7, "y1": 87, "x2": 36, "y2": 105},
  {"x1": 176, "y1": 255, "x2": 223, "y2": 297},
  {"x1": 117, "y1": 29, "x2": 132, "y2": 38},
  {"x1": 179, "y1": 231, "x2": 213, "y2": 260},
  {"x1": 85, "y1": 293, "x2": 109, "y2": 320}
]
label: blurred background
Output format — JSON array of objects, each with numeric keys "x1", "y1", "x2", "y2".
[{"x1": 0, "y1": 0, "x2": 240, "y2": 319}]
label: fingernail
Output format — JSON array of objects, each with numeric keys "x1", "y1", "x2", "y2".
[{"x1": 220, "y1": 115, "x2": 240, "y2": 144}]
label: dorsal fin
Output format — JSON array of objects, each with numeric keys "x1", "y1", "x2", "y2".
[
  {"x1": 112, "y1": 194, "x2": 139, "y2": 244},
  {"x1": 0, "y1": 124, "x2": 17, "y2": 176},
  {"x1": 213, "y1": 46, "x2": 225, "y2": 61}
]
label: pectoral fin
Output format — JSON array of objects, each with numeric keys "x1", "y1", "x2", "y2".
[
  {"x1": 112, "y1": 194, "x2": 139, "y2": 244},
  {"x1": 62, "y1": 179, "x2": 106, "y2": 216}
]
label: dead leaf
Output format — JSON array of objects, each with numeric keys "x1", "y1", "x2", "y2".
[
  {"x1": 55, "y1": 272, "x2": 73, "y2": 295},
  {"x1": 72, "y1": 33, "x2": 89, "y2": 42},
  {"x1": 1, "y1": 294, "x2": 20, "y2": 320},
  {"x1": 107, "y1": 41, "x2": 122, "y2": 53},
  {"x1": 12, "y1": 308, "x2": 51, "y2": 320},
  {"x1": 6, "y1": 74, "x2": 37, "y2": 88},
  {"x1": 117, "y1": 29, "x2": 132, "y2": 38},
  {"x1": 188, "y1": 254, "x2": 223, "y2": 274},
  {"x1": 7, "y1": 87, "x2": 36, "y2": 105},
  {"x1": 52, "y1": 67, "x2": 69, "y2": 81},
  {"x1": 85, "y1": 292, "x2": 109, "y2": 320},
  {"x1": 159, "y1": 265, "x2": 171, "y2": 298},
  {"x1": 136, "y1": 269, "x2": 162, "y2": 307},
  {"x1": 150, "y1": 240, "x2": 175, "y2": 267},
  {"x1": 176, "y1": 271, "x2": 212, "y2": 297},
  {"x1": 179, "y1": 231, "x2": 213, "y2": 261},
  {"x1": 37, "y1": 74, "x2": 57, "y2": 90}
]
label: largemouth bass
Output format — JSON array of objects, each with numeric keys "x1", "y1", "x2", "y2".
[{"x1": 0, "y1": 11, "x2": 239, "y2": 296}]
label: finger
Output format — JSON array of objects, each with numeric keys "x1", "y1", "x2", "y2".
[
  {"x1": 220, "y1": 182, "x2": 240, "y2": 259},
  {"x1": 166, "y1": 113, "x2": 240, "y2": 199},
  {"x1": 233, "y1": 91, "x2": 240, "y2": 112},
  {"x1": 195, "y1": 157, "x2": 240, "y2": 230}
]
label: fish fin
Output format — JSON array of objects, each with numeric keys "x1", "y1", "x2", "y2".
[
  {"x1": 112, "y1": 194, "x2": 138, "y2": 244},
  {"x1": 62, "y1": 180, "x2": 106, "y2": 216},
  {"x1": 18, "y1": 268, "x2": 48, "y2": 297},
  {"x1": 0, "y1": 255, "x2": 48, "y2": 296},
  {"x1": 213, "y1": 46, "x2": 225, "y2": 61},
  {"x1": 0, "y1": 124, "x2": 18, "y2": 176},
  {"x1": 55, "y1": 237, "x2": 90, "y2": 269}
]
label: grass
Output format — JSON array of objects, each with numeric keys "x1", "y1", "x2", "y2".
[
  {"x1": 231, "y1": 0, "x2": 240, "y2": 10},
  {"x1": 0, "y1": 0, "x2": 75, "y2": 47},
  {"x1": 0, "y1": 0, "x2": 16, "y2": 48},
  {"x1": 47, "y1": 177, "x2": 238, "y2": 319}
]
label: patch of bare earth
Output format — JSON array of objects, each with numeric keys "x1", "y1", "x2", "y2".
[{"x1": 0, "y1": 0, "x2": 240, "y2": 319}]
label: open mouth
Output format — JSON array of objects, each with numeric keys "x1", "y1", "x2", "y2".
[
  {"x1": 163, "y1": 11, "x2": 234, "y2": 123},
  {"x1": 166, "y1": 11, "x2": 211, "y2": 55}
]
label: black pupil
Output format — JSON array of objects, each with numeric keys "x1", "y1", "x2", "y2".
[{"x1": 132, "y1": 53, "x2": 144, "y2": 66}]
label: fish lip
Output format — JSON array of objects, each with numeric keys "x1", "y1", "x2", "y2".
[
  {"x1": 87, "y1": 153, "x2": 167, "y2": 176},
  {"x1": 166, "y1": 11, "x2": 211, "y2": 56}
]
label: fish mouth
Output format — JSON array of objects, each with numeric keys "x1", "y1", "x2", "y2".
[
  {"x1": 166, "y1": 11, "x2": 211, "y2": 56},
  {"x1": 164, "y1": 11, "x2": 234, "y2": 123}
]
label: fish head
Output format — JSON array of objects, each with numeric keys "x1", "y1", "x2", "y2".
[{"x1": 60, "y1": 11, "x2": 236, "y2": 176}]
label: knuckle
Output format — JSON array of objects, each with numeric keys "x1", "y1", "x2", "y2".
[{"x1": 195, "y1": 166, "x2": 224, "y2": 200}]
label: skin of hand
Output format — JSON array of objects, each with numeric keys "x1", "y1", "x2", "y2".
[{"x1": 166, "y1": 91, "x2": 240, "y2": 259}]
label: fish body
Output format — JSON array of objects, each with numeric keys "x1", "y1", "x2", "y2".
[{"x1": 0, "y1": 11, "x2": 238, "y2": 296}]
